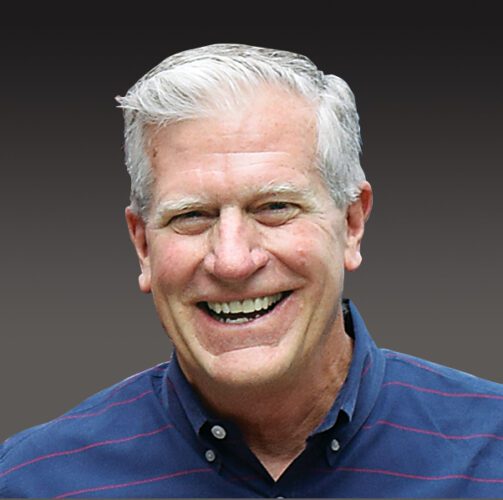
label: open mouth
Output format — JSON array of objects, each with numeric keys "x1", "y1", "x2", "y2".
[{"x1": 198, "y1": 292, "x2": 291, "y2": 324}]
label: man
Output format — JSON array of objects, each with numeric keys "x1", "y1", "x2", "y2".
[{"x1": 1, "y1": 43, "x2": 503, "y2": 498}]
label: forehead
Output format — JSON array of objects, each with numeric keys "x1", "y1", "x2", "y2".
[
  {"x1": 149, "y1": 85, "x2": 316, "y2": 158},
  {"x1": 146, "y1": 85, "x2": 325, "y2": 204}
]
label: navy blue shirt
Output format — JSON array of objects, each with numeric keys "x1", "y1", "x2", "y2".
[{"x1": 2, "y1": 300, "x2": 503, "y2": 497}]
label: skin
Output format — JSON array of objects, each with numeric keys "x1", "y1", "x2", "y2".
[{"x1": 126, "y1": 85, "x2": 373, "y2": 479}]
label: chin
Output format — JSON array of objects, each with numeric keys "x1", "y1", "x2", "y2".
[{"x1": 192, "y1": 341, "x2": 301, "y2": 389}]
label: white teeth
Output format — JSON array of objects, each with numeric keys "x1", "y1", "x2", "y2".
[
  {"x1": 211, "y1": 303, "x2": 222, "y2": 314},
  {"x1": 207, "y1": 293, "x2": 283, "y2": 315},
  {"x1": 242, "y1": 299, "x2": 255, "y2": 313},
  {"x1": 225, "y1": 317, "x2": 250, "y2": 324},
  {"x1": 229, "y1": 301, "x2": 241, "y2": 313}
]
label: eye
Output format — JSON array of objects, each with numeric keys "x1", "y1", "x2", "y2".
[
  {"x1": 267, "y1": 202, "x2": 290, "y2": 210},
  {"x1": 168, "y1": 210, "x2": 215, "y2": 235},
  {"x1": 253, "y1": 201, "x2": 300, "y2": 226}
]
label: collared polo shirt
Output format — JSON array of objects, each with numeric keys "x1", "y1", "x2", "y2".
[{"x1": 2, "y1": 300, "x2": 503, "y2": 497}]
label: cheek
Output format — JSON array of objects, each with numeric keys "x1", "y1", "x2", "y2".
[
  {"x1": 149, "y1": 237, "x2": 202, "y2": 292},
  {"x1": 267, "y1": 222, "x2": 342, "y2": 275},
  {"x1": 291, "y1": 240, "x2": 313, "y2": 270}
]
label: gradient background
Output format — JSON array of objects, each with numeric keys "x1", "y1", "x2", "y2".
[{"x1": 1, "y1": 7, "x2": 502, "y2": 441}]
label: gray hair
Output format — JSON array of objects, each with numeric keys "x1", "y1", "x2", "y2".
[{"x1": 116, "y1": 43, "x2": 366, "y2": 218}]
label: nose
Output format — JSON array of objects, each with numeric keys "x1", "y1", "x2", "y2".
[{"x1": 203, "y1": 208, "x2": 269, "y2": 282}]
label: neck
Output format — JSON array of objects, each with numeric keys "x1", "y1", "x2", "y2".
[{"x1": 189, "y1": 312, "x2": 354, "y2": 480}]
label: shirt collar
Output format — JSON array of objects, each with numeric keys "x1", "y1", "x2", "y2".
[
  {"x1": 312, "y1": 298, "x2": 383, "y2": 433},
  {"x1": 164, "y1": 353, "x2": 212, "y2": 436}
]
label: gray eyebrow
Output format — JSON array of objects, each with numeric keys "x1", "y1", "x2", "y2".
[{"x1": 254, "y1": 181, "x2": 319, "y2": 201}]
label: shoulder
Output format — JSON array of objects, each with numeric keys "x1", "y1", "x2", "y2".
[
  {"x1": 382, "y1": 349, "x2": 503, "y2": 397},
  {"x1": 0, "y1": 362, "x2": 170, "y2": 497},
  {"x1": 376, "y1": 349, "x2": 503, "y2": 449},
  {"x1": 360, "y1": 350, "x2": 503, "y2": 491}
]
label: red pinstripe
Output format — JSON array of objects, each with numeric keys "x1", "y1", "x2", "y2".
[
  {"x1": 363, "y1": 419, "x2": 503, "y2": 440},
  {"x1": 382, "y1": 381, "x2": 503, "y2": 399},
  {"x1": 1, "y1": 424, "x2": 172, "y2": 478},
  {"x1": 55, "y1": 468, "x2": 214, "y2": 498},
  {"x1": 384, "y1": 353, "x2": 445, "y2": 375},
  {"x1": 55, "y1": 390, "x2": 154, "y2": 421},
  {"x1": 333, "y1": 466, "x2": 503, "y2": 483}
]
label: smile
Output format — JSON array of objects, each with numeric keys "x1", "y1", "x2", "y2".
[{"x1": 199, "y1": 292, "x2": 290, "y2": 324}]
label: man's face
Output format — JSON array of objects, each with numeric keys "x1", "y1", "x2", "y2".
[{"x1": 127, "y1": 86, "x2": 369, "y2": 389}]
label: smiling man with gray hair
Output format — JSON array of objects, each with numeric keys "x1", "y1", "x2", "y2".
[{"x1": 2, "y1": 43, "x2": 503, "y2": 498}]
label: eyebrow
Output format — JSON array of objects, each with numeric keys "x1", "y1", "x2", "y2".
[
  {"x1": 150, "y1": 196, "x2": 210, "y2": 227},
  {"x1": 150, "y1": 181, "x2": 321, "y2": 226},
  {"x1": 255, "y1": 181, "x2": 319, "y2": 203}
]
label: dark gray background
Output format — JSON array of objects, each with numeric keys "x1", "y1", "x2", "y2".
[{"x1": 1, "y1": 6, "x2": 502, "y2": 441}]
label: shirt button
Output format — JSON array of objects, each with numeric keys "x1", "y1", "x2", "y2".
[
  {"x1": 205, "y1": 449, "x2": 216, "y2": 462},
  {"x1": 211, "y1": 424, "x2": 227, "y2": 440},
  {"x1": 330, "y1": 438, "x2": 341, "y2": 452}
]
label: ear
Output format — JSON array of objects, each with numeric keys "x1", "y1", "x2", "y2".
[
  {"x1": 344, "y1": 181, "x2": 373, "y2": 272},
  {"x1": 125, "y1": 207, "x2": 152, "y2": 293}
]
